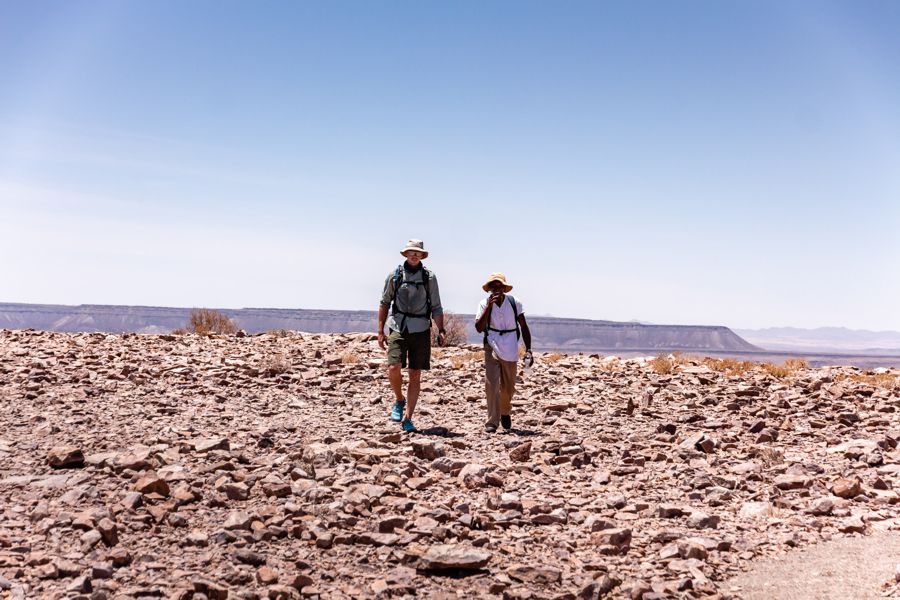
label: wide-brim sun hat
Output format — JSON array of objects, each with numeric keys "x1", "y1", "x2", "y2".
[
  {"x1": 401, "y1": 239, "x2": 429, "y2": 259},
  {"x1": 483, "y1": 272, "x2": 513, "y2": 293}
]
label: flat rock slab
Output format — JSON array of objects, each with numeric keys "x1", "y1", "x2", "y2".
[
  {"x1": 421, "y1": 545, "x2": 491, "y2": 570},
  {"x1": 727, "y1": 533, "x2": 900, "y2": 600}
]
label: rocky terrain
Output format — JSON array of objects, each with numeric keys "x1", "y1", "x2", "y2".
[
  {"x1": 0, "y1": 303, "x2": 759, "y2": 354},
  {"x1": 1, "y1": 329, "x2": 899, "y2": 600}
]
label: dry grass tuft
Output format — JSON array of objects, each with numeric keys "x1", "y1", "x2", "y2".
[
  {"x1": 836, "y1": 371, "x2": 900, "y2": 390},
  {"x1": 181, "y1": 308, "x2": 238, "y2": 336},
  {"x1": 751, "y1": 446, "x2": 785, "y2": 467},
  {"x1": 650, "y1": 355, "x2": 674, "y2": 375},
  {"x1": 670, "y1": 352, "x2": 693, "y2": 367},
  {"x1": 340, "y1": 352, "x2": 359, "y2": 364},
  {"x1": 759, "y1": 363, "x2": 790, "y2": 378},
  {"x1": 759, "y1": 358, "x2": 808, "y2": 379},
  {"x1": 268, "y1": 329, "x2": 291, "y2": 338},
  {"x1": 543, "y1": 352, "x2": 565, "y2": 363},
  {"x1": 432, "y1": 312, "x2": 469, "y2": 347},
  {"x1": 597, "y1": 357, "x2": 620, "y2": 373},
  {"x1": 449, "y1": 351, "x2": 482, "y2": 369},
  {"x1": 703, "y1": 357, "x2": 754, "y2": 376},
  {"x1": 260, "y1": 353, "x2": 291, "y2": 375},
  {"x1": 649, "y1": 353, "x2": 695, "y2": 375},
  {"x1": 784, "y1": 358, "x2": 809, "y2": 371}
]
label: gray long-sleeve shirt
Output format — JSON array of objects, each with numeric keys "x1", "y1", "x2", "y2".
[{"x1": 380, "y1": 264, "x2": 443, "y2": 334}]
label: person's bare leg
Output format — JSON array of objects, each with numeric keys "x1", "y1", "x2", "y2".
[
  {"x1": 405, "y1": 369, "x2": 421, "y2": 419},
  {"x1": 388, "y1": 364, "x2": 404, "y2": 401}
]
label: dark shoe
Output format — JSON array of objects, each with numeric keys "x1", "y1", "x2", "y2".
[
  {"x1": 401, "y1": 417, "x2": 417, "y2": 433},
  {"x1": 485, "y1": 423, "x2": 497, "y2": 433},
  {"x1": 500, "y1": 415, "x2": 512, "y2": 430}
]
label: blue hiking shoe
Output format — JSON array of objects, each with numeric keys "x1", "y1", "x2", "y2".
[
  {"x1": 390, "y1": 400, "x2": 405, "y2": 422},
  {"x1": 401, "y1": 418, "x2": 417, "y2": 433}
]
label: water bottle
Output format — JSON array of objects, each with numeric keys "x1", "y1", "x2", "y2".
[{"x1": 523, "y1": 349, "x2": 534, "y2": 375}]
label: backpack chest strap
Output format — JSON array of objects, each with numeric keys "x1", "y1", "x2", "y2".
[
  {"x1": 484, "y1": 295, "x2": 520, "y2": 342},
  {"x1": 390, "y1": 264, "x2": 433, "y2": 330}
]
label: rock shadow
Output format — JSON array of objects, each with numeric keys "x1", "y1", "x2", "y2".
[
  {"x1": 417, "y1": 567, "x2": 491, "y2": 578},
  {"x1": 419, "y1": 426, "x2": 465, "y2": 438}
]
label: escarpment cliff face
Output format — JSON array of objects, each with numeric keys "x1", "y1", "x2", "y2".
[
  {"x1": 523, "y1": 318, "x2": 759, "y2": 352},
  {"x1": 0, "y1": 303, "x2": 759, "y2": 352}
]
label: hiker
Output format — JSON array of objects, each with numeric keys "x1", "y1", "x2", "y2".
[
  {"x1": 474, "y1": 273, "x2": 532, "y2": 433},
  {"x1": 378, "y1": 239, "x2": 446, "y2": 432}
]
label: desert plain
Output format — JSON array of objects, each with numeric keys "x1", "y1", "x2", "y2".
[{"x1": 2, "y1": 328, "x2": 900, "y2": 599}]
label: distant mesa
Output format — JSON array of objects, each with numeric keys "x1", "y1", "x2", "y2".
[{"x1": 0, "y1": 302, "x2": 759, "y2": 353}]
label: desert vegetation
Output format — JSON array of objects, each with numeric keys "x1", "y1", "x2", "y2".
[
  {"x1": 449, "y1": 350, "x2": 483, "y2": 369},
  {"x1": 174, "y1": 308, "x2": 238, "y2": 336},
  {"x1": 702, "y1": 357, "x2": 755, "y2": 376},
  {"x1": 432, "y1": 312, "x2": 469, "y2": 347},
  {"x1": 259, "y1": 353, "x2": 291, "y2": 376},
  {"x1": 340, "y1": 352, "x2": 359, "y2": 364},
  {"x1": 836, "y1": 370, "x2": 900, "y2": 390},
  {"x1": 543, "y1": 352, "x2": 565, "y2": 363},
  {"x1": 759, "y1": 358, "x2": 809, "y2": 379}
]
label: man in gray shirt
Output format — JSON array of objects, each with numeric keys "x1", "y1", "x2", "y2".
[{"x1": 378, "y1": 239, "x2": 446, "y2": 432}]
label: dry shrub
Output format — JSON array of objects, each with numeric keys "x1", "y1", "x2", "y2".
[
  {"x1": 433, "y1": 312, "x2": 469, "y2": 347},
  {"x1": 597, "y1": 357, "x2": 620, "y2": 373},
  {"x1": 837, "y1": 371, "x2": 900, "y2": 390},
  {"x1": 670, "y1": 352, "x2": 692, "y2": 367},
  {"x1": 185, "y1": 308, "x2": 238, "y2": 336},
  {"x1": 650, "y1": 355, "x2": 674, "y2": 375},
  {"x1": 449, "y1": 351, "x2": 482, "y2": 369},
  {"x1": 751, "y1": 446, "x2": 784, "y2": 467},
  {"x1": 760, "y1": 362, "x2": 790, "y2": 378},
  {"x1": 544, "y1": 352, "x2": 565, "y2": 363},
  {"x1": 340, "y1": 352, "x2": 359, "y2": 364},
  {"x1": 760, "y1": 358, "x2": 808, "y2": 379},
  {"x1": 785, "y1": 358, "x2": 808, "y2": 371},
  {"x1": 260, "y1": 353, "x2": 290, "y2": 375},
  {"x1": 704, "y1": 357, "x2": 754, "y2": 376}
]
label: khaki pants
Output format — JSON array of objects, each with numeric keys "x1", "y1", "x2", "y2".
[{"x1": 484, "y1": 344, "x2": 517, "y2": 427}]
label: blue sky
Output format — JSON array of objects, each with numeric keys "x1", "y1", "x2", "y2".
[{"x1": 1, "y1": 1, "x2": 898, "y2": 330}]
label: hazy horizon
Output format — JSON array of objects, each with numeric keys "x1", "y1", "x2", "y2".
[
  {"x1": 2, "y1": 299, "x2": 900, "y2": 337},
  {"x1": 2, "y1": 1, "x2": 899, "y2": 330}
]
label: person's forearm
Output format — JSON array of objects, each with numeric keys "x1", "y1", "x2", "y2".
[
  {"x1": 433, "y1": 314, "x2": 445, "y2": 332},
  {"x1": 474, "y1": 305, "x2": 492, "y2": 333},
  {"x1": 378, "y1": 305, "x2": 388, "y2": 333},
  {"x1": 522, "y1": 326, "x2": 532, "y2": 351}
]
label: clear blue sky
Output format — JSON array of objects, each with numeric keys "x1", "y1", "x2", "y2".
[{"x1": 1, "y1": 1, "x2": 898, "y2": 330}]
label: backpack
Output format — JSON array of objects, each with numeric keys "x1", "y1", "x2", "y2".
[
  {"x1": 390, "y1": 264, "x2": 432, "y2": 332},
  {"x1": 483, "y1": 294, "x2": 520, "y2": 344}
]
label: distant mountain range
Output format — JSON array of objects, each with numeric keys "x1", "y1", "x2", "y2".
[
  {"x1": 735, "y1": 326, "x2": 900, "y2": 355},
  {"x1": 0, "y1": 302, "x2": 760, "y2": 354}
]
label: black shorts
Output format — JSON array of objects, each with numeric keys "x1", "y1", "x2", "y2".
[{"x1": 386, "y1": 329, "x2": 431, "y2": 370}]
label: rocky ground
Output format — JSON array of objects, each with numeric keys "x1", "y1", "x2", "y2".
[{"x1": 1, "y1": 329, "x2": 899, "y2": 600}]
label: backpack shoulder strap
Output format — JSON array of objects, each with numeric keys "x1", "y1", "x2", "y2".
[
  {"x1": 422, "y1": 266, "x2": 432, "y2": 318},
  {"x1": 508, "y1": 295, "x2": 521, "y2": 340},
  {"x1": 390, "y1": 265, "x2": 404, "y2": 302}
]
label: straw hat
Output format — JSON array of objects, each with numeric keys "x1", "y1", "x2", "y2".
[
  {"x1": 400, "y1": 239, "x2": 429, "y2": 259},
  {"x1": 482, "y1": 272, "x2": 513, "y2": 293}
]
